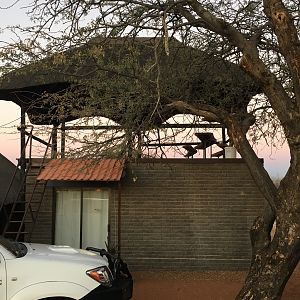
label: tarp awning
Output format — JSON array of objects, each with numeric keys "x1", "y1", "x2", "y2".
[
  {"x1": 37, "y1": 159, "x2": 124, "y2": 182},
  {"x1": 0, "y1": 153, "x2": 22, "y2": 205}
]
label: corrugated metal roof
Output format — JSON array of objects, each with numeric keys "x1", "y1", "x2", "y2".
[{"x1": 37, "y1": 159, "x2": 124, "y2": 182}]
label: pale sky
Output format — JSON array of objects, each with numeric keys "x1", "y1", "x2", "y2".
[
  {"x1": 0, "y1": 100, "x2": 21, "y2": 164},
  {"x1": 0, "y1": 1, "x2": 291, "y2": 178}
]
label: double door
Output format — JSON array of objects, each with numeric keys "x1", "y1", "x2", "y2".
[{"x1": 55, "y1": 189, "x2": 109, "y2": 249}]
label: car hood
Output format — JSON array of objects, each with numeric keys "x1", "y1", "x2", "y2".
[{"x1": 24, "y1": 243, "x2": 109, "y2": 266}]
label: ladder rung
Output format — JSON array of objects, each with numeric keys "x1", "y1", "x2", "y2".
[
  {"x1": 12, "y1": 210, "x2": 37, "y2": 213},
  {"x1": 9, "y1": 220, "x2": 33, "y2": 224},
  {"x1": 14, "y1": 201, "x2": 42, "y2": 204},
  {"x1": 25, "y1": 192, "x2": 44, "y2": 195},
  {"x1": 5, "y1": 231, "x2": 30, "y2": 234}
]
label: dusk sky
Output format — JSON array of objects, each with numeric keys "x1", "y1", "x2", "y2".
[
  {"x1": 0, "y1": 99, "x2": 290, "y2": 179},
  {"x1": 0, "y1": 1, "x2": 291, "y2": 179}
]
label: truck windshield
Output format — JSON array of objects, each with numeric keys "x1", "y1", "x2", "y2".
[{"x1": 0, "y1": 236, "x2": 27, "y2": 258}]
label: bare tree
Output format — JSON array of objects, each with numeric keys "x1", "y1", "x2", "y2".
[{"x1": 1, "y1": 1, "x2": 299, "y2": 299}]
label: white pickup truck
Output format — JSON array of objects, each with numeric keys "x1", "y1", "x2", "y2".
[{"x1": 0, "y1": 236, "x2": 133, "y2": 300}]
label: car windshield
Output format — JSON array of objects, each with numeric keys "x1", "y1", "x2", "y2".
[{"x1": 0, "y1": 236, "x2": 27, "y2": 258}]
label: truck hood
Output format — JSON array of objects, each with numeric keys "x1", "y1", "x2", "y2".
[
  {"x1": 3, "y1": 242, "x2": 112, "y2": 297},
  {"x1": 24, "y1": 243, "x2": 109, "y2": 266}
]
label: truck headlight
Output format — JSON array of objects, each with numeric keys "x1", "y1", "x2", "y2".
[{"x1": 86, "y1": 266, "x2": 113, "y2": 287}]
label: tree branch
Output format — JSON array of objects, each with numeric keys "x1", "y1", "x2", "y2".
[
  {"x1": 186, "y1": 0, "x2": 247, "y2": 49},
  {"x1": 166, "y1": 100, "x2": 223, "y2": 122},
  {"x1": 225, "y1": 114, "x2": 278, "y2": 210},
  {"x1": 263, "y1": 0, "x2": 300, "y2": 109},
  {"x1": 177, "y1": 0, "x2": 297, "y2": 136}
]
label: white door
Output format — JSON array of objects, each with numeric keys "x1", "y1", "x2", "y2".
[
  {"x1": 82, "y1": 190, "x2": 109, "y2": 249},
  {"x1": 55, "y1": 190, "x2": 81, "y2": 248},
  {"x1": 0, "y1": 253, "x2": 6, "y2": 300}
]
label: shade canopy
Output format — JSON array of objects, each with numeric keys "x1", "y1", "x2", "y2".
[{"x1": 0, "y1": 37, "x2": 261, "y2": 126}]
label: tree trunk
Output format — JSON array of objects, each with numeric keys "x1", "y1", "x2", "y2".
[
  {"x1": 237, "y1": 216, "x2": 300, "y2": 299},
  {"x1": 236, "y1": 151, "x2": 300, "y2": 300}
]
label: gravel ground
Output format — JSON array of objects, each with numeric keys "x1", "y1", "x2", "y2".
[{"x1": 131, "y1": 265, "x2": 300, "y2": 300}]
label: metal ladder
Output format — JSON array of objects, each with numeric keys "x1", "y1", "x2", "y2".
[{"x1": 1, "y1": 127, "x2": 52, "y2": 241}]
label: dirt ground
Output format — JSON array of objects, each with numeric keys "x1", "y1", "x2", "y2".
[{"x1": 131, "y1": 265, "x2": 300, "y2": 300}]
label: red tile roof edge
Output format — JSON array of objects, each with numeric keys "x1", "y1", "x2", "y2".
[{"x1": 37, "y1": 158, "x2": 125, "y2": 182}]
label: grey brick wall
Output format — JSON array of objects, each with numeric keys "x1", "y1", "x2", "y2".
[
  {"x1": 28, "y1": 158, "x2": 266, "y2": 271},
  {"x1": 110, "y1": 159, "x2": 265, "y2": 271}
]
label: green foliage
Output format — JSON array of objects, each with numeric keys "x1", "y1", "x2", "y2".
[{"x1": 0, "y1": 35, "x2": 260, "y2": 132}]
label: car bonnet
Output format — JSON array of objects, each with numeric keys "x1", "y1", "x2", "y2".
[{"x1": 24, "y1": 243, "x2": 109, "y2": 266}]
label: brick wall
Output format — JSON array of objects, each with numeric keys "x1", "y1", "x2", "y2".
[
  {"x1": 28, "y1": 158, "x2": 266, "y2": 271},
  {"x1": 110, "y1": 159, "x2": 265, "y2": 271}
]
